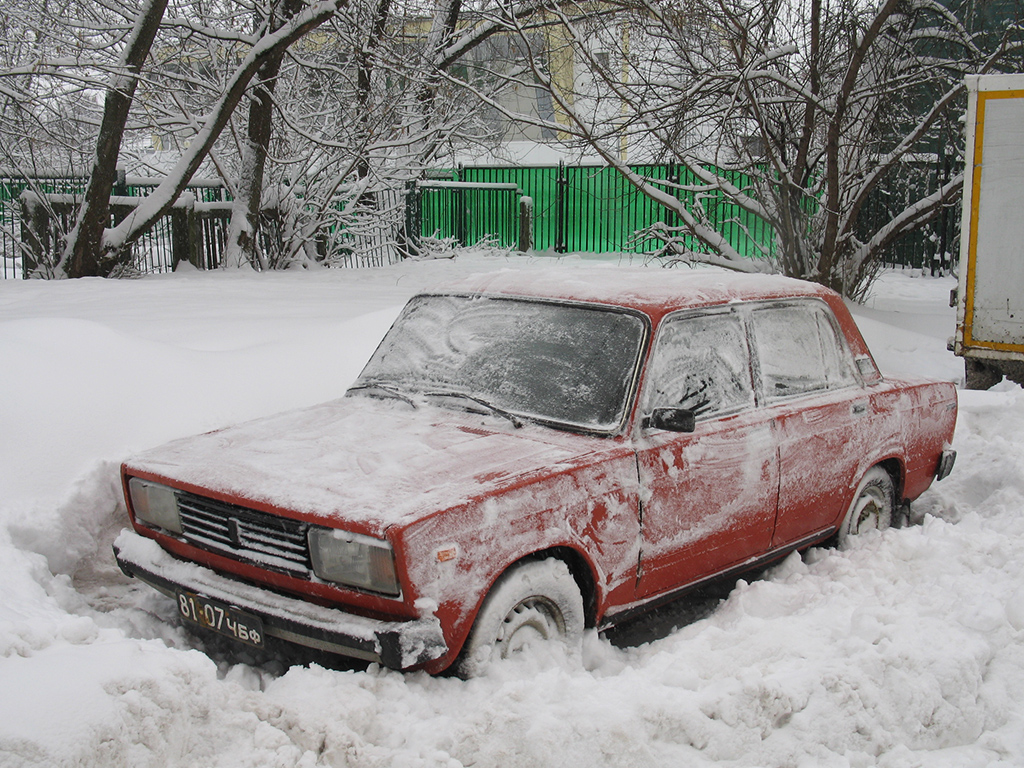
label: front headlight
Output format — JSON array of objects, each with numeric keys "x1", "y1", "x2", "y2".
[
  {"x1": 308, "y1": 527, "x2": 400, "y2": 597},
  {"x1": 128, "y1": 478, "x2": 183, "y2": 534}
]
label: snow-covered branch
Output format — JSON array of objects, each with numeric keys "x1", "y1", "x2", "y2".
[{"x1": 100, "y1": 0, "x2": 348, "y2": 261}]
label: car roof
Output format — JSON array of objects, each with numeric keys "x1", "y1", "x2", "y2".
[{"x1": 429, "y1": 267, "x2": 837, "y2": 318}]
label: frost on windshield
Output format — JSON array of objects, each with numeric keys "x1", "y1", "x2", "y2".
[{"x1": 356, "y1": 294, "x2": 647, "y2": 431}]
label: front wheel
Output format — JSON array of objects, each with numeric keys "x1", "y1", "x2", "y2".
[
  {"x1": 458, "y1": 558, "x2": 584, "y2": 677},
  {"x1": 837, "y1": 466, "x2": 896, "y2": 547}
]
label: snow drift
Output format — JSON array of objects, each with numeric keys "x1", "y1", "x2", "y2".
[{"x1": 2, "y1": 255, "x2": 1023, "y2": 767}]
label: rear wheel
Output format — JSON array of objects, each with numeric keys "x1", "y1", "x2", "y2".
[
  {"x1": 458, "y1": 558, "x2": 584, "y2": 677},
  {"x1": 965, "y1": 358, "x2": 1002, "y2": 390},
  {"x1": 837, "y1": 466, "x2": 895, "y2": 547}
]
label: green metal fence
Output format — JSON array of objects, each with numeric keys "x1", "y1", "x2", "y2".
[
  {"x1": 422, "y1": 164, "x2": 777, "y2": 259},
  {"x1": 455, "y1": 166, "x2": 560, "y2": 249},
  {"x1": 417, "y1": 163, "x2": 952, "y2": 272},
  {"x1": 415, "y1": 180, "x2": 523, "y2": 248}
]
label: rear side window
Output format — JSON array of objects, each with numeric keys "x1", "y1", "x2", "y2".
[
  {"x1": 644, "y1": 311, "x2": 754, "y2": 419},
  {"x1": 750, "y1": 302, "x2": 857, "y2": 399}
]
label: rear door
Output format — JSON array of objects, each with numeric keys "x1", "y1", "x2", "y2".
[{"x1": 747, "y1": 300, "x2": 867, "y2": 546}]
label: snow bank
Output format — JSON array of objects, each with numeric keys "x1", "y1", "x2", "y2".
[{"x1": 2, "y1": 258, "x2": 1024, "y2": 767}]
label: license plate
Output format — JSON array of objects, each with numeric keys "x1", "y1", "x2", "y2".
[{"x1": 176, "y1": 591, "x2": 265, "y2": 648}]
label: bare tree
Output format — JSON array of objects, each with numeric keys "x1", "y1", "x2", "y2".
[
  {"x1": 3, "y1": 0, "x2": 565, "y2": 276},
  {"x1": 482, "y1": 0, "x2": 1023, "y2": 298},
  {"x1": 97, "y1": 0, "x2": 350, "y2": 266},
  {"x1": 63, "y1": 0, "x2": 171, "y2": 278},
  {"x1": 45, "y1": 0, "x2": 348, "y2": 277},
  {"x1": 212, "y1": 0, "x2": 546, "y2": 270},
  {"x1": 0, "y1": 0, "x2": 117, "y2": 167}
]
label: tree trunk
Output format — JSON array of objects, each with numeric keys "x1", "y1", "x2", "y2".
[
  {"x1": 816, "y1": 0, "x2": 902, "y2": 292},
  {"x1": 63, "y1": 0, "x2": 170, "y2": 278},
  {"x1": 227, "y1": 0, "x2": 306, "y2": 270},
  {"x1": 413, "y1": 0, "x2": 463, "y2": 162},
  {"x1": 355, "y1": 0, "x2": 392, "y2": 182}
]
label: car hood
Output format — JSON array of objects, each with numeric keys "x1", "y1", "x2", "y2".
[{"x1": 125, "y1": 396, "x2": 622, "y2": 534}]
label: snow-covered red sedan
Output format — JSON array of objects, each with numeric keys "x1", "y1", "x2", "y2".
[{"x1": 114, "y1": 269, "x2": 957, "y2": 675}]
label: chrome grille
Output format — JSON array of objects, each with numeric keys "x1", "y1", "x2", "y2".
[{"x1": 176, "y1": 492, "x2": 312, "y2": 577}]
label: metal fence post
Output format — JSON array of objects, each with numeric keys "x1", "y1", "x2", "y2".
[
  {"x1": 190, "y1": 205, "x2": 202, "y2": 268},
  {"x1": 456, "y1": 165, "x2": 467, "y2": 246},
  {"x1": 114, "y1": 167, "x2": 128, "y2": 197},
  {"x1": 170, "y1": 198, "x2": 200, "y2": 270},
  {"x1": 403, "y1": 180, "x2": 421, "y2": 258},
  {"x1": 170, "y1": 207, "x2": 187, "y2": 270},
  {"x1": 518, "y1": 195, "x2": 533, "y2": 252},
  {"x1": 555, "y1": 162, "x2": 566, "y2": 253}
]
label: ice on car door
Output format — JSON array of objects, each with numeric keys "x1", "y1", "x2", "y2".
[{"x1": 634, "y1": 309, "x2": 779, "y2": 599}]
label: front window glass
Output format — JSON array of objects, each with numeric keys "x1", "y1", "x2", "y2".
[
  {"x1": 644, "y1": 311, "x2": 754, "y2": 418},
  {"x1": 354, "y1": 294, "x2": 647, "y2": 432}
]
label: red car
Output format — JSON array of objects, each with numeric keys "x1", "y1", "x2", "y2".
[{"x1": 114, "y1": 270, "x2": 957, "y2": 675}]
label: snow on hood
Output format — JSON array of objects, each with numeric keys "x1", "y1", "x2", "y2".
[{"x1": 125, "y1": 395, "x2": 609, "y2": 533}]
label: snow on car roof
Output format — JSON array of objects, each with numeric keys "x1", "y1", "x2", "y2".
[{"x1": 428, "y1": 267, "x2": 834, "y2": 316}]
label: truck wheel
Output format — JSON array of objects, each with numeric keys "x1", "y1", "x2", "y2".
[
  {"x1": 458, "y1": 558, "x2": 584, "y2": 677},
  {"x1": 965, "y1": 358, "x2": 1002, "y2": 390},
  {"x1": 837, "y1": 466, "x2": 895, "y2": 547}
]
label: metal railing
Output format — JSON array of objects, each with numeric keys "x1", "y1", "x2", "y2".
[
  {"x1": 428, "y1": 164, "x2": 776, "y2": 259},
  {"x1": 3, "y1": 176, "x2": 403, "y2": 278},
  {"x1": 1, "y1": 175, "x2": 231, "y2": 279},
  {"x1": 3, "y1": 162, "x2": 954, "y2": 279}
]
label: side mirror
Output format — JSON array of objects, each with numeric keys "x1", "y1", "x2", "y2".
[{"x1": 642, "y1": 408, "x2": 696, "y2": 433}]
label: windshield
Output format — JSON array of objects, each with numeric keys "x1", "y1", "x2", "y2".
[{"x1": 354, "y1": 294, "x2": 648, "y2": 432}]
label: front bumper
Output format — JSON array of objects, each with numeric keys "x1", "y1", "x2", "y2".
[{"x1": 113, "y1": 529, "x2": 447, "y2": 670}]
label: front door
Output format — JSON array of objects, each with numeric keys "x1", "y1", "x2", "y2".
[{"x1": 634, "y1": 309, "x2": 778, "y2": 599}]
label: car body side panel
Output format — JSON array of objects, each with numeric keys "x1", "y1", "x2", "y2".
[
  {"x1": 769, "y1": 388, "x2": 872, "y2": 547},
  {"x1": 396, "y1": 448, "x2": 642, "y2": 671},
  {"x1": 771, "y1": 378, "x2": 956, "y2": 545},
  {"x1": 870, "y1": 378, "x2": 958, "y2": 501}
]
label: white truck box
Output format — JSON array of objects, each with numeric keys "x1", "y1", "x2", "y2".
[{"x1": 954, "y1": 73, "x2": 1024, "y2": 388}]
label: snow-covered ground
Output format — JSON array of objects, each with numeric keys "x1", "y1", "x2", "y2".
[{"x1": 2, "y1": 254, "x2": 1024, "y2": 768}]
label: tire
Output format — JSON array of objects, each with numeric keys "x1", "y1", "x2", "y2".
[
  {"x1": 837, "y1": 466, "x2": 895, "y2": 547},
  {"x1": 458, "y1": 558, "x2": 585, "y2": 677},
  {"x1": 965, "y1": 358, "x2": 1002, "y2": 390}
]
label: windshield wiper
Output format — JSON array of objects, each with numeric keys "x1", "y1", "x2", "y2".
[
  {"x1": 423, "y1": 391, "x2": 523, "y2": 428},
  {"x1": 346, "y1": 383, "x2": 418, "y2": 408}
]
